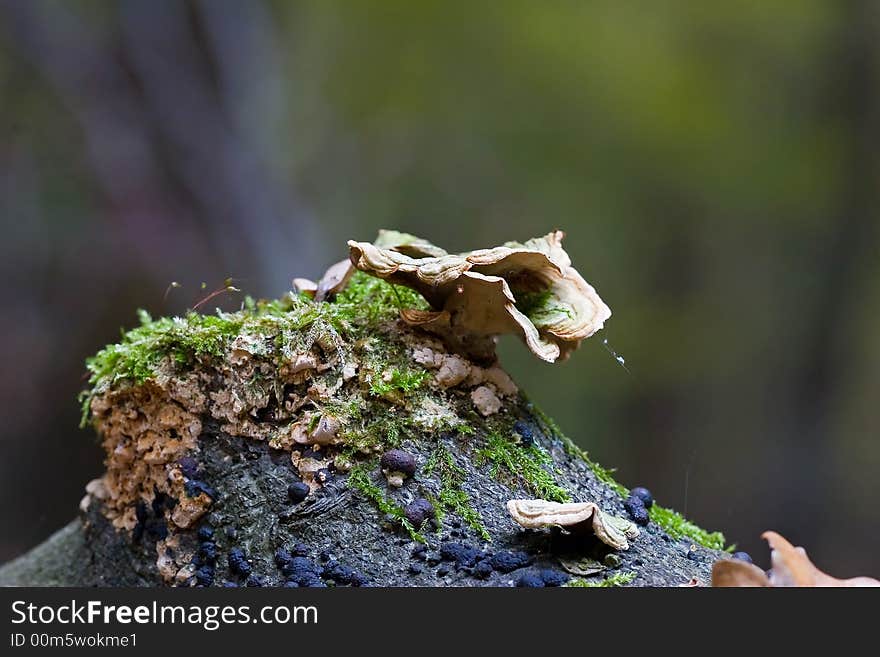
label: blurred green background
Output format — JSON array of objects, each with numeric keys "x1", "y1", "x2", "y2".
[{"x1": 1, "y1": 0, "x2": 878, "y2": 576}]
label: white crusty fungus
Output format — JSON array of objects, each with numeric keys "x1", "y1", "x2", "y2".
[{"x1": 471, "y1": 385, "x2": 502, "y2": 417}]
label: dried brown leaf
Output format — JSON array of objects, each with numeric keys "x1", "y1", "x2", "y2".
[{"x1": 711, "y1": 531, "x2": 880, "y2": 587}]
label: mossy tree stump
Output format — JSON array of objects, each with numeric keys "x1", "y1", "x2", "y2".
[{"x1": 0, "y1": 273, "x2": 727, "y2": 587}]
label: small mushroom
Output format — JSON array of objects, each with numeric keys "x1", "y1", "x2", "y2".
[
  {"x1": 404, "y1": 497, "x2": 435, "y2": 526},
  {"x1": 380, "y1": 449, "x2": 417, "y2": 487},
  {"x1": 310, "y1": 415, "x2": 341, "y2": 445},
  {"x1": 288, "y1": 481, "x2": 310, "y2": 503},
  {"x1": 506, "y1": 499, "x2": 640, "y2": 550},
  {"x1": 559, "y1": 555, "x2": 605, "y2": 577}
]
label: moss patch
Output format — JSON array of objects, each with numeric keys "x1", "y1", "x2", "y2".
[
  {"x1": 526, "y1": 398, "x2": 629, "y2": 498},
  {"x1": 335, "y1": 271, "x2": 429, "y2": 324},
  {"x1": 648, "y1": 505, "x2": 726, "y2": 551},
  {"x1": 84, "y1": 272, "x2": 424, "y2": 392},
  {"x1": 368, "y1": 367, "x2": 430, "y2": 398},
  {"x1": 566, "y1": 572, "x2": 635, "y2": 587},
  {"x1": 526, "y1": 398, "x2": 726, "y2": 549},
  {"x1": 476, "y1": 432, "x2": 571, "y2": 503},
  {"x1": 423, "y1": 446, "x2": 490, "y2": 541},
  {"x1": 347, "y1": 464, "x2": 425, "y2": 543}
]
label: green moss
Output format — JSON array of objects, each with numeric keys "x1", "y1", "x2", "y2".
[
  {"x1": 347, "y1": 463, "x2": 426, "y2": 543},
  {"x1": 475, "y1": 432, "x2": 571, "y2": 503},
  {"x1": 566, "y1": 572, "x2": 636, "y2": 587},
  {"x1": 335, "y1": 271, "x2": 428, "y2": 324},
  {"x1": 423, "y1": 446, "x2": 490, "y2": 541},
  {"x1": 369, "y1": 367, "x2": 430, "y2": 397},
  {"x1": 343, "y1": 412, "x2": 407, "y2": 453},
  {"x1": 525, "y1": 398, "x2": 726, "y2": 550},
  {"x1": 327, "y1": 385, "x2": 424, "y2": 457},
  {"x1": 526, "y1": 398, "x2": 629, "y2": 497},
  {"x1": 84, "y1": 272, "x2": 425, "y2": 391},
  {"x1": 80, "y1": 273, "x2": 430, "y2": 426},
  {"x1": 649, "y1": 505, "x2": 726, "y2": 551},
  {"x1": 86, "y1": 311, "x2": 240, "y2": 386}
]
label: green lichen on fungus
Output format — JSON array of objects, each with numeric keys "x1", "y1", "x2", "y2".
[
  {"x1": 648, "y1": 505, "x2": 726, "y2": 551},
  {"x1": 423, "y1": 446, "x2": 490, "y2": 541},
  {"x1": 347, "y1": 463, "x2": 426, "y2": 543},
  {"x1": 514, "y1": 288, "x2": 573, "y2": 323},
  {"x1": 476, "y1": 431, "x2": 571, "y2": 503},
  {"x1": 565, "y1": 572, "x2": 636, "y2": 587}
]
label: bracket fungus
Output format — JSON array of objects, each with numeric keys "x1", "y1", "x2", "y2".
[
  {"x1": 347, "y1": 230, "x2": 611, "y2": 362},
  {"x1": 507, "y1": 499, "x2": 640, "y2": 550},
  {"x1": 712, "y1": 531, "x2": 880, "y2": 587}
]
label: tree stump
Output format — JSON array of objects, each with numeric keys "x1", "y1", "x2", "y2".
[{"x1": 0, "y1": 273, "x2": 727, "y2": 587}]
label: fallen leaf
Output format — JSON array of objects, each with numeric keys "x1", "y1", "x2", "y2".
[{"x1": 712, "y1": 531, "x2": 880, "y2": 587}]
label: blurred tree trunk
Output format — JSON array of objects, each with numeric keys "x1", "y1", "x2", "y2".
[{"x1": 771, "y1": 0, "x2": 880, "y2": 545}]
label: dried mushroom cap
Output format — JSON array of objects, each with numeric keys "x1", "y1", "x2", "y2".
[
  {"x1": 315, "y1": 258, "x2": 355, "y2": 302},
  {"x1": 711, "y1": 531, "x2": 880, "y2": 587},
  {"x1": 292, "y1": 278, "x2": 318, "y2": 296},
  {"x1": 506, "y1": 499, "x2": 639, "y2": 550},
  {"x1": 348, "y1": 230, "x2": 611, "y2": 362},
  {"x1": 374, "y1": 229, "x2": 449, "y2": 258}
]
